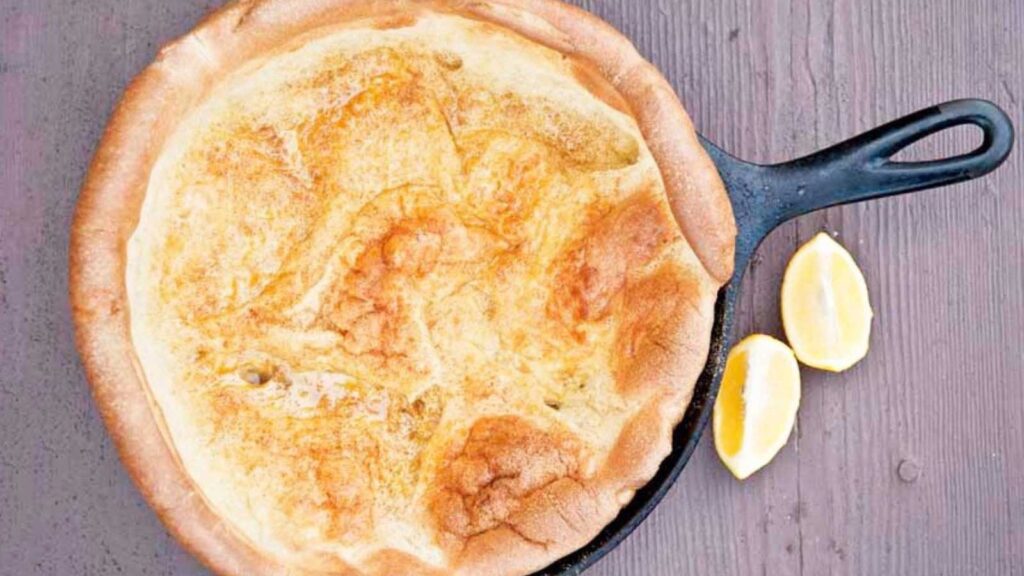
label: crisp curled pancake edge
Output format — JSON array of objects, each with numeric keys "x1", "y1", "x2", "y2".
[{"x1": 72, "y1": 3, "x2": 734, "y2": 576}]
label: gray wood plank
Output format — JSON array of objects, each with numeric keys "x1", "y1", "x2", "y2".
[{"x1": 0, "y1": 0, "x2": 1021, "y2": 575}]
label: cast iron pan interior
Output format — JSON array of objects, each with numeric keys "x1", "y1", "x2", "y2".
[{"x1": 537, "y1": 98, "x2": 1014, "y2": 575}]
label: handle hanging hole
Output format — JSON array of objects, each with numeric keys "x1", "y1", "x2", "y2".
[{"x1": 891, "y1": 124, "x2": 985, "y2": 163}]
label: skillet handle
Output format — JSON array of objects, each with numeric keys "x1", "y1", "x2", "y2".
[
  {"x1": 763, "y1": 98, "x2": 1014, "y2": 223},
  {"x1": 704, "y1": 99, "x2": 1015, "y2": 274}
]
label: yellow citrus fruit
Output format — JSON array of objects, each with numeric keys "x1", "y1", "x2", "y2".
[
  {"x1": 713, "y1": 334, "x2": 801, "y2": 480},
  {"x1": 781, "y1": 232, "x2": 873, "y2": 372}
]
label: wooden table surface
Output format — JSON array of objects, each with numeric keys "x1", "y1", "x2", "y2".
[{"x1": 2, "y1": 0, "x2": 1022, "y2": 574}]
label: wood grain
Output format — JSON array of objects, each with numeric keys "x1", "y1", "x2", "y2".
[{"x1": 0, "y1": 0, "x2": 1021, "y2": 574}]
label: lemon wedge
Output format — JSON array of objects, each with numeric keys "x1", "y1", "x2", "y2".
[
  {"x1": 714, "y1": 334, "x2": 801, "y2": 480},
  {"x1": 781, "y1": 232, "x2": 873, "y2": 372}
]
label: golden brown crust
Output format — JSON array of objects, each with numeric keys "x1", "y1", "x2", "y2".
[
  {"x1": 460, "y1": 0, "x2": 735, "y2": 281},
  {"x1": 70, "y1": 2, "x2": 735, "y2": 575},
  {"x1": 613, "y1": 261, "x2": 712, "y2": 398},
  {"x1": 549, "y1": 192, "x2": 677, "y2": 328},
  {"x1": 427, "y1": 417, "x2": 607, "y2": 575}
]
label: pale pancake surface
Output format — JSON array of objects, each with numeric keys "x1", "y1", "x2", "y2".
[{"x1": 125, "y1": 11, "x2": 722, "y2": 575}]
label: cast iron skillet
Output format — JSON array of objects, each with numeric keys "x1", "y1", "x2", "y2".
[{"x1": 538, "y1": 98, "x2": 1014, "y2": 575}]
